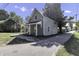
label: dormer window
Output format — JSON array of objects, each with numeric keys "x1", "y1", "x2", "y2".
[{"x1": 35, "y1": 16, "x2": 37, "y2": 19}]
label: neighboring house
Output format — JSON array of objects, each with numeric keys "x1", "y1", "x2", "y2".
[
  {"x1": 26, "y1": 8, "x2": 58, "y2": 36},
  {"x1": 0, "y1": 19, "x2": 20, "y2": 32},
  {"x1": 65, "y1": 20, "x2": 76, "y2": 31},
  {"x1": 4, "y1": 19, "x2": 20, "y2": 32}
]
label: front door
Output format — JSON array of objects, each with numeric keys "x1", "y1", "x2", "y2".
[
  {"x1": 30, "y1": 24, "x2": 36, "y2": 35},
  {"x1": 37, "y1": 24, "x2": 43, "y2": 36}
]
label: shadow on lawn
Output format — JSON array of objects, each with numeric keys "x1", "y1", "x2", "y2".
[
  {"x1": 7, "y1": 34, "x2": 33, "y2": 45},
  {"x1": 7, "y1": 33, "x2": 60, "y2": 47},
  {"x1": 31, "y1": 33, "x2": 67, "y2": 48},
  {"x1": 8, "y1": 33, "x2": 67, "y2": 48},
  {"x1": 7, "y1": 38, "x2": 32, "y2": 45},
  {"x1": 64, "y1": 35, "x2": 79, "y2": 56}
]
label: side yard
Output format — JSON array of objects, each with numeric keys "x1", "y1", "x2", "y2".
[
  {"x1": 0, "y1": 33, "x2": 22, "y2": 46},
  {"x1": 56, "y1": 32, "x2": 79, "y2": 56}
]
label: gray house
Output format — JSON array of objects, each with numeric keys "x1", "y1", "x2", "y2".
[
  {"x1": 26, "y1": 8, "x2": 58, "y2": 36},
  {"x1": 65, "y1": 20, "x2": 76, "y2": 31}
]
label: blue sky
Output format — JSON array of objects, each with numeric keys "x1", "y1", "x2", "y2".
[{"x1": 0, "y1": 3, "x2": 79, "y2": 21}]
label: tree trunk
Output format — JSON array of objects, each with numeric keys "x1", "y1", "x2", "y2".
[
  {"x1": 59, "y1": 26, "x2": 62, "y2": 33},
  {"x1": 58, "y1": 23, "x2": 63, "y2": 33}
]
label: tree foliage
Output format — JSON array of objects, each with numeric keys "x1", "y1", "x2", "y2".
[
  {"x1": 0, "y1": 10, "x2": 24, "y2": 32},
  {"x1": 0, "y1": 9, "x2": 9, "y2": 20},
  {"x1": 76, "y1": 21, "x2": 79, "y2": 28},
  {"x1": 43, "y1": 3, "x2": 64, "y2": 22}
]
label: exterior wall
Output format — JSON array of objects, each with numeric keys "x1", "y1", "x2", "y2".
[{"x1": 43, "y1": 16, "x2": 58, "y2": 36}]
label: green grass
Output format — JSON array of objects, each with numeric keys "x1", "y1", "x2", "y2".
[
  {"x1": 0, "y1": 33, "x2": 21, "y2": 45},
  {"x1": 56, "y1": 32, "x2": 79, "y2": 56},
  {"x1": 56, "y1": 47, "x2": 72, "y2": 56}
]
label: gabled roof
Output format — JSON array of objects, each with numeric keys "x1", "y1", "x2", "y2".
[
  {"x1": 27, "y1": 8, "x2": 55, "y2": 23},
  {"x1": 31, "y1": 8, "x2": 53, "y2": 19},
  {"x1": 65, "y1": 19, "x2": 77, "y2": 23},
  {"x1": 28, "y1": 8, "x2": 43, "y2": 22},
  {"x1": 31, "y1": 8, "x2": 41, "y2": 16}
]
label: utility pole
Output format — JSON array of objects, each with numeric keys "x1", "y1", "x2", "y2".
[{"x1": 75, "y1": 4, "x2": 78, "y2": 31}]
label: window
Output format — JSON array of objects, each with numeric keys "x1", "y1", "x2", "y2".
[
  {"x1": 48, "y1": 27, "x2": 50, "y2": 32},
  {"x1": 54, "y1": 22, "x2": 56, "y2": 24},
  {"x1": 35, "y1": 16, "x2": 37, "y2": 19}
]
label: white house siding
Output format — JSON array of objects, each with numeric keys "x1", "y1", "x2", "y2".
[{"x1": 43, "y1": 16, "x2": 58, "y2": 36}]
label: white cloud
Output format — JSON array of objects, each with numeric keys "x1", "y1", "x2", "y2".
[
  {"x1": 20, "y1": 7, "x2": 27, "y2": 12},
  {"x1": 14, "y1": 5, "x2": 19, "y2": 8},
  {"x1": 31, "y1": 8, "x2": 34, "y2": 11},
  {"x1": 14, "y1": 5, "x2": 28, "y2": 12},
  {"x1": 64, "y1": 10, "x2": 72, "y2": 13}
]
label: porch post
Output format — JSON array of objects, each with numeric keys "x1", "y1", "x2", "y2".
[
  {"x1": 36, "y1": 24, "x2": 38, "y2": 36},
  {"x1": 28, "y1": 24, "x2": 31, "y2": 35}
]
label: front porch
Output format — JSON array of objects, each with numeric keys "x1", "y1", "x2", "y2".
[{"x1": 27, "y1": 21, "x2": 43, "y2": 36}]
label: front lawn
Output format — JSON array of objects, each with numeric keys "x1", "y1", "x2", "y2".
[
  {"x1": 56, "y1": 32, "x2": 79, "y2": 56},
  {"x1": 0, "y1": 33, "x2": 21, "y2": 45}
]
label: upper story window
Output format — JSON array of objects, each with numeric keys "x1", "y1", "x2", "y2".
[{"x1": 35, "y1": 16, "x2": 37, "y2": 19}]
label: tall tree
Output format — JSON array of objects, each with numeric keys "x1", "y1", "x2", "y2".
[
  {"x1": 0, "y1": 9, "x2": 9, "y2": 20},
  {"x1": 10, "y1": 12, "x2": 24, "y2": 32},
  {"x1": 43, "y1": 3, "x2": 65, "y2": 33},
  {"x1": 10, "y1": 12, "x2": 23, "y2": 24}
]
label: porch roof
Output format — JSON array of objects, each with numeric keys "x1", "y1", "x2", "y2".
[{"x1": 26, "y1": 21, "x2": 41, "y2": 25}]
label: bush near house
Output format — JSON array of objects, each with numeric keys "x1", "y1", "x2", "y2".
[{"x1": 76, "y1": 21, "x2": 79, "y2": 30}]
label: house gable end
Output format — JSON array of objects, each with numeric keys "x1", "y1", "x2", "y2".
[{"x1": 29, "y1": 8, "x2": 43, "y2": 23}]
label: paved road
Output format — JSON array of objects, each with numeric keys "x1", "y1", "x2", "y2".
[
  {"x1": 0, "y1": 43, "x2": 63, "y2": 56},
  {"x1": 0, "y1": 31, "x2": 74, "y2": 56}
]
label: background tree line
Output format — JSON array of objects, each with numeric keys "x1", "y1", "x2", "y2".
[{"x1": 0, "y1": 9, "x2": 25, "y2": 32}]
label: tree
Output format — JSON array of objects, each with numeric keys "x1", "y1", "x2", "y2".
[
  {"x1": 0, "y1": 10, "x2": 24, "y2": 32},
  {"x1": 9, "y1": 12, "x2": 24, "y2": 32},
  {"x1": 43, "y1": 3, "x2": 65, "y2": 33},
  {"x1": 10, "y1": 12, "x2": 23, "y2": 24},
  {"x1": 0, "y1": 9, "x2": 9, "y2": 20},
  {"x1": 10, "y1": 12, "x2": 16, "y2": 17}
]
